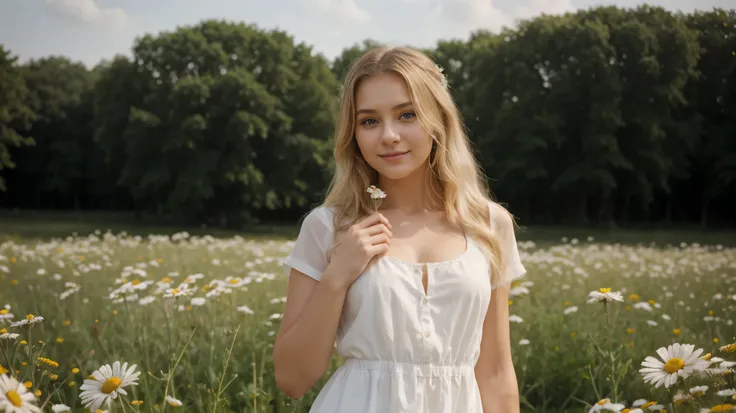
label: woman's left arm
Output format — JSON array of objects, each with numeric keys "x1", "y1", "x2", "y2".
[
  {"x1": 475, "y1": 284, "x2": 520, "y2": 413},
  {"x1": 475, "y1": 204, "x2": 526, "y2": 413}
]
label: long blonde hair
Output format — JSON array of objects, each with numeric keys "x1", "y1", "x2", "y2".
[{"x1": 321, "y1": 46, "x2": 511, "y2": 285}]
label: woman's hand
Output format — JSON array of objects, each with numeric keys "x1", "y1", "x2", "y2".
[{"x1": 326, "y1": 212, "x2": 392, "y2": 288}]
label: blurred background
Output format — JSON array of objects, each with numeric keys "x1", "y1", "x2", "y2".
[{"x1": 0, "y1": 0, "x2": 734, "y2": 240}]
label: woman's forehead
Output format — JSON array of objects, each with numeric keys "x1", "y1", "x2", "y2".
[{"x1": 355, "y1": 72, "x2": 412, "y2": 111}]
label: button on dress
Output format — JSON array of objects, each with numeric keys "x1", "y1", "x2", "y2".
[{"x1": 281, "y1": 203, "x2": 526, "y2": 413}]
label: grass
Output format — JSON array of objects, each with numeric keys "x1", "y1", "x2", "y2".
[{"x1": 0, "y1": 210, "x2": 734, "y2": 412}]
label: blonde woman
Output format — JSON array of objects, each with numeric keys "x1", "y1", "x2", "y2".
[{"x1": 273, "y1": 46, "x2": 527, "y2": 412}]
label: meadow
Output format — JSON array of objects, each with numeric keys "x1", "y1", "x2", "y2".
[{"x1": 1, "y1": 216, "x2": 735, "y2": 413}]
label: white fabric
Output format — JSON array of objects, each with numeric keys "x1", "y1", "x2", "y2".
[{"x1": 281, "y1": 203, "x2": 526, "y2": 412}]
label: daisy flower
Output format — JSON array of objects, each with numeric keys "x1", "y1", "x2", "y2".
[
  {"x1": 589, "y1": 398, "x2": 625, "y2": 412},
  {"x1": 705, "y1": 405, "x2": 735, "y2": 412},
  {"x1": 588, "y1": 288, "x2": 624, "y2": 304},
  {"x1": 366, "y1": 185, "x2": 386, "y2": 200},
  {"x1": 0, "y1": 373, "x2": 41, "y2": 413},
  {"x1": 10, "y1": 315, "x2": 44, "y2": 328},
  {"x1": 673, "y1": 391, "x2": 693, "y2": 405},
  {"x1": 0, "y1": 329, "x2": 19, "y2": 340},
  {"x1": 79, "y1": 361, "x2": 141, "y2": 411},
  {"x1": 165, "y1": 395, "x2": 183, "y2": 406},
  {"x1": 51, "y1": 404, "x2": 71, "y2": 412},
  {"x1": 720, "y1": 343, "x2": 736, "y2": 353},
  {"x1": 640, "y1": 343, "x2": 710, "y2": 388},
  {"x1": 163, "y1": 283, "x2": 196, "y2": 298},
  {"x1": 690, "y1": 385, "x2": 709, "y2": 396},
  {"x1": 366, "y1": 185, "x2": 386, "y2": 211}
]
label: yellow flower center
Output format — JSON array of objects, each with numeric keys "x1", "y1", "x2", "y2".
[
  {"x1": 161, "y1": 277, "x2": 172, "y2": 283},
  {"x1": 701, "y1": 353, "x2": 712, "y2": 360},
  {"x1": 597, "y1": 399, "x2": 611, "y2": 405},
  {"x1": 673, "y1": 329, "x2": 681, "y2": 335},
  {"x1": 711, "y1": 405, "x2": 735, "y2": 412},
  {"x1": 649, "y1": 299, "x2": 656, "y2": 305},
  {"x1": 25, "y1": 314, "x2": 34, "y2": 320},
  {"x1": 664, "y1": 358, "x2": 685, "y2": 373},
  {"x1": 101, "y1": 377, "x2": 122, "y2": 394},
  {"x1": 599, "y1": 288, "x2": 611, "y2": 293},
  {"x1": 6, "y1": 390, "x2": 22, "y2": 407},
  {"x1": 171, "y1": 288, "x2": 180, "y2": 295},
  {"x1": 721, "y1": 344, "x2": 736, "y2": 353},
  {"x1": 642, "y1": 401, "x2": 657, "y2": 408},
  {"x1": 0, "y1": 309, "x2": 8, "y2": 315},
  {"x1": 229, "y1": 279, "x2": 239, "y2": 285},
  {"x1": 131, "y1": 279, "x2": 141, "y2": 285}
]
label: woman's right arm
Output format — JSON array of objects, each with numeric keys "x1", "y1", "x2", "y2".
[
  {"x1": 272, "y1": 265, "x2": 350, "y2": 399},
  {"x1": 273, "y1": 212, "x2": 392, "y2": 399}
]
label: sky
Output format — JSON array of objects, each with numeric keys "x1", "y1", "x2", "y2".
[{"x1": 1, "y1": 0, "x2": 732, "y2": 68}]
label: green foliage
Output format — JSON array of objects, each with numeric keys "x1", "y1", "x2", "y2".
[
  {"x1": 1, "y1": 6, "x2": 735, "y2": 228},
  {"x1": 0, "y1": 46, "x2": 35, "y2": 192}
]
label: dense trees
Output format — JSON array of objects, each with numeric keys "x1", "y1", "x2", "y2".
[{"x1": 1, "y1": 6, "x2": 734, "y2": 227}]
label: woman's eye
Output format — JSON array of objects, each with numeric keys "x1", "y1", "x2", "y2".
[
  {"x1": 360, "y1": 118, "x2": 377, "y2": 125},
  {"x1": 400, "y1": 112, "x2": 416, "y2": 120}
]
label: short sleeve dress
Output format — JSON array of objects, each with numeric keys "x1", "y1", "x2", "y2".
[{"x1": 281, "y1": 202, "x2": 527, "y2": 412}]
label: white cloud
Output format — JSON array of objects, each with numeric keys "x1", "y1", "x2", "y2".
[
  {"x1": 436, "y1": 0, "x2": 513, "y2": 31},
  {"x1": 45, "y1": 0, "x2": 129, "y2": 29},
  {"x1": 309, "y1": 0, "x2": 371, "y2": 23},
  {"x1": 512, "y1": 0, "x2": 576, "y2": 20},
  {"x1": 432, "y1": 0, "x2": 576, "y2": 34}
]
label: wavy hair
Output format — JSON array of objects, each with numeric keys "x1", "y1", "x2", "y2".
[{"x1": 320, "y1": 46, "x2": 512, "y2": 286}]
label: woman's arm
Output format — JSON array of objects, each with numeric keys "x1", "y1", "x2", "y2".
[
  {"x1": 475, "y1": 206, "x2": 524, "y2": 412},
  {"x1": 475, "y1": 284, "x2": 520, "y2": 413},
  {"x1": 272, "y1": 265, "x2": 349, "y2": 399}
]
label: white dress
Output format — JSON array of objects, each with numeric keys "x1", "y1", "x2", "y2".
[{"x1": 281, "y1": 203, "x2": 526, "y2": 413}]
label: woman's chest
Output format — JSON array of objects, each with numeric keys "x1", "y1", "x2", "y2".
[{"x1": 342, "y1": 252, "x2": 492, "y2": 317}]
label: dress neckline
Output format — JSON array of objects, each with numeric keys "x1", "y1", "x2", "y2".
[{"x1": 379, "y1": 233, "x2": 474, "y2": 268}]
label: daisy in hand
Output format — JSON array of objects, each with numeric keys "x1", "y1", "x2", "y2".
[{"x1": 366, "y1": 185, "x2": 386, "y2": 211}]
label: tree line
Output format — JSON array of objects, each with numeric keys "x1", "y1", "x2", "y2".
[{"x1": 0, "y1": 5, "x2": 734, "y2": 228}]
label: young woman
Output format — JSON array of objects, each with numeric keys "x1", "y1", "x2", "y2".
[{"x1": 273, "y1": 46, "x2": 527, "y2": 412}]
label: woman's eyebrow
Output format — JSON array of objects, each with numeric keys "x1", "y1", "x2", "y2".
[{"x1": 356, "y1": 101, "x2": 413, "y2": 115}]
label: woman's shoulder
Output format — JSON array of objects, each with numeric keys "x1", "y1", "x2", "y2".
[
  {"x1": 487, "y1": 200, "x2": 514, "y2": 232},
  {"x1": 300, "y1": 204, "x2": 336, "y2": 231}
]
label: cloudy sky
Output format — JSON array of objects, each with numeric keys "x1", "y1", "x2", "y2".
[{"x1": 1, "y1": 0, "x2": 731, "y2": 67}]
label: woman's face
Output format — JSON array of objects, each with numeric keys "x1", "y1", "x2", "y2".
[{"x1": 353, "y1": 71, "x2": 433, "y2": 181}]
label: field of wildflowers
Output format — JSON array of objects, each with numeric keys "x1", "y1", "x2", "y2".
[{"x1": 0, "y1": 229, "x2": 734, "y2": 412}]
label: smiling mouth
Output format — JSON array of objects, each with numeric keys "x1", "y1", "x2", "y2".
[{"x1": 380, "y1": 151, "x2": 409, "y2": 158}]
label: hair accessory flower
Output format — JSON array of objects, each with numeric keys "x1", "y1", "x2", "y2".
[
  {"x1": 366, "y1": 185, "x2": 386, "y2": 211},
  {"x1": 435, "y1": 64, "x2": 449, "y2": 88}
]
